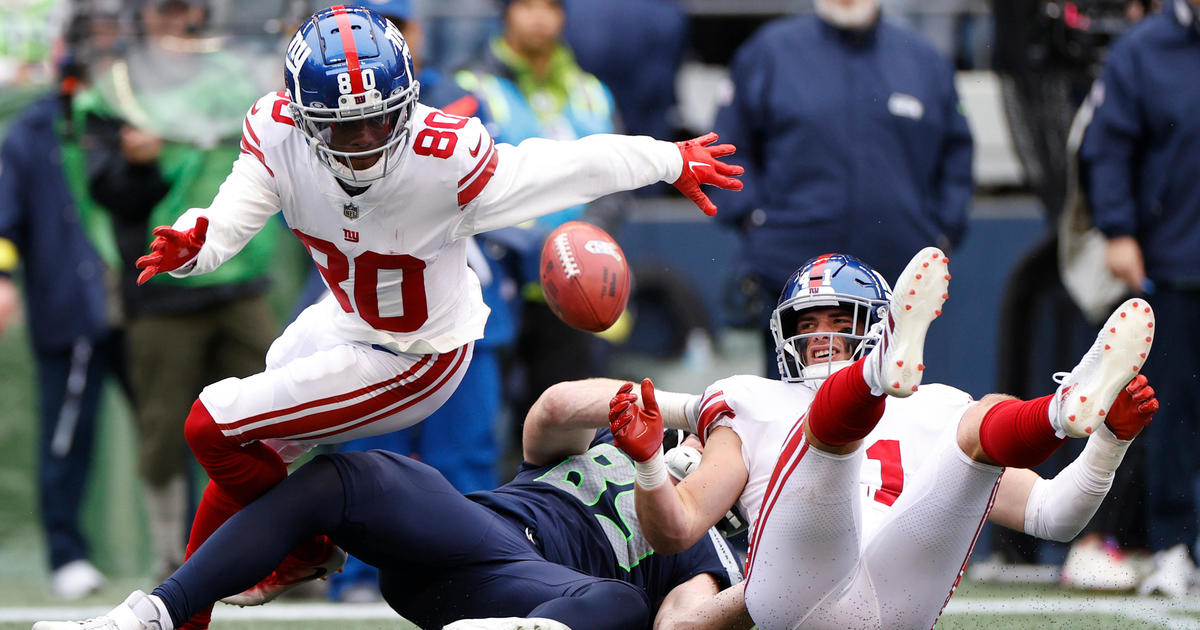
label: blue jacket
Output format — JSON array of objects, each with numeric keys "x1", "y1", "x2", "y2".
[
  {"x1": 1080, "y1": 0, "x2": 1200, "y2": 285},
  {"x1": 709, "y1": 15, "x2": 974, "y2": 289},
  {"x1": 0, "y1": 96, "x2": 114, "y2": 351}
]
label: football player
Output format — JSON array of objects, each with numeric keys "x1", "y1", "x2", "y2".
[
  {"x1": 606, "y1": 248, "x2": 1159, "y2": 629},
  {"x1": 128, "y1": 5, "x2": 741, "y2": 625},
  {"x1": 32, "y1": 380, "x2": 742, "y2": 630}
]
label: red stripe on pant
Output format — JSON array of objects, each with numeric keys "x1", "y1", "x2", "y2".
[
  {"x1": 219, "y1": 352, "x2": 438, "y2": 432},
  {"x1": 745, "y1": 417, "x2": 809, "y2": 579},
  {"x1": 232, "y1": 346, "x2": 464, "y2": 442},
  {"x1": 930, "y1": 474, "x2": 1002, "y2": 630}
]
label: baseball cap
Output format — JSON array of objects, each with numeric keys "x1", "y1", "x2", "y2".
[{"x1": 360, "y1": 0, "x2": 413, "y2": 20}]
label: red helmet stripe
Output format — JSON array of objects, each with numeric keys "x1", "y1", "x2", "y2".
[
  {"x1": 331, "y1": 5, "x2": 365, "y2": 94},
  {"x1": 807, "y1": 253, "x2": 833, "y2": 290}
]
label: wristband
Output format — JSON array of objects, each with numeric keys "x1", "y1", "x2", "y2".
[
  {"x1": 655, "y1": 390, "x2": 696, "y2": 431},
  {"x1": 635, "y1": 450, "x2": 668, "y2": 489}
]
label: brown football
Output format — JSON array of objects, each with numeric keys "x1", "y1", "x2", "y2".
[{"x1": 539, "y1": 221, "x2": 631, "y2": 332}]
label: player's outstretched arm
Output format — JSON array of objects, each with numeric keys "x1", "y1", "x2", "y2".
[
  {"x1": 457, "y1": 133, "x2": 743, "y2": 236},
  {"x1": 989, "y1": 375, "x2": 1157, "y2": 541}
]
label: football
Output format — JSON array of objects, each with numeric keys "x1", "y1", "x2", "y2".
[{"x1": 539, "y1": 221, "x2": 631, "y2": 332}]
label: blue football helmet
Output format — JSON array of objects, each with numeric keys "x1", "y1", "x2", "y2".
[
  {"x1": 770, "y1": 253, "x2": 892, "y2": 385},
  {"x1": 283, "y1": 5, "x2": 420, "y2": 185}
]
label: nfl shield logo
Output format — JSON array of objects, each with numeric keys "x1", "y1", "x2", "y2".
[{"x1": 343, "y1": 202, "x2": 359, "y2": 219}]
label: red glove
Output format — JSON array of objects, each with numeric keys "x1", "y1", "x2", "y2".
[
  {"x1": 1104, "y1": 374, "x2": 1159, "y2": 440},
  {"x1": 672, "y1": 132, "x2": 744, "y2": 216},
  {"x1": 135, "y1": 217, "x2": 209, "y2": 285},
  {"x1": 608, "y1": 378, "x2": 664, "y2": 462}
]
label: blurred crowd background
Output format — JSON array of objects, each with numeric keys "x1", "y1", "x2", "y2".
[{"x1": 1, "y1": 0, "x2": 1194, "y2": 609}]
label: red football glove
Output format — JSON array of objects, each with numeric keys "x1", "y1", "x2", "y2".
[
  {"x1": 672, "y1": 132, "x2": 744, "y2": 216},
  {"x1": 608, "y1": 378, "x2": 665, "y2": 462},
  {"x1": 135, "y1": 217, "x2": 209, "y2": 285},
  {"x1": 1104, "y1": 374, "x2": 1159, "y2": 440}
]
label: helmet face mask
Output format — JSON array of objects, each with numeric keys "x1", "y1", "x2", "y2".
[
  {"x1": 284, "y1": 6, "x2": 421, "y2": 185},
  {"x1": 771, "y1": 254, "x2": 891, "y2": 387}
]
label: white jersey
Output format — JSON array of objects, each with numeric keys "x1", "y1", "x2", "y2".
[
  {"x1": 168, "y1": 92, "x2": 683, "y2": 354},
  {"x1": 693, "y1": 375, "x2": 974, "y2": 546}
]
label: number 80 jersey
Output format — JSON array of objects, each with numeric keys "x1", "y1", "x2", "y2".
[{"x1": 173, "y1": 93, "x2": 508, "y2": 355}]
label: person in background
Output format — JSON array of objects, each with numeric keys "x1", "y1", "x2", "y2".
[
  {"x1": 453, "y1": 0, "x2": 629, "y2": 437},
  {"x1": 1079, "y1": 0, "x2": 1200, "y2": 598},
  {"x1": 0, "y1": 25, "x2": 128, "y2": 599},
  {"x1": 562, "y1": 0, "x2": 687, "y2": 146},
  {"x1": 77, "y1": 0, "x2": 282, "y2": 581},
  {"x1": 708, "y1": 0, "x2": 974, "y2": 378}
]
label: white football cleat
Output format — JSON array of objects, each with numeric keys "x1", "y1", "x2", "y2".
[
  {"x1": 1137, "y1": 544, "x2": 1196, "y2": 598},
  {"x1": 220, "y1": 540, "x2": 347, "y2": 607},
  {"x1": 32, "y1": 590, "x2": 172, "y2": 630},
  {"x1": 864, "y1": 246, "x2": 949, "y2": 398},
  {"x1": 1052, "y1": 298, "x2": 1154, "y2": 438},
  {"x1": 50, "y1": 559, "x2": 105, "y2": 601},
  {"x1": 1059, "y1": 536, "x2": 1141, "y2": 592},
  {"x1": 442, "y1": 618, "x2": 571, "y2": 630}
]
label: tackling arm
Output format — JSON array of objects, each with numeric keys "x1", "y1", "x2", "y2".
[
  {"x1": 655, "y1": 581, "x2": 754, "y2": 630},
  {"x1": 522, "y1": 378, "x2": 632, "y2": 466}
]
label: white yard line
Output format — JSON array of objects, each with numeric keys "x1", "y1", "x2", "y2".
[
  {"x1": 943, "y1": 597, "x2": 1200, "y2": 629},
  {"x1": 0, "y1": 602, "x2": 397, "y2": 622},
  {"x1": 6, "y1": 597, "x2": 1200, "y2": 627}
]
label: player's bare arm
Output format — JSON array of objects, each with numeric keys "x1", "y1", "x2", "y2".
[
  {"x1": 522, "y1": 377, "x2": 631, "y2": 465},
  {"x1": 656, "y1": 581, "x2": 754, "y2": 630}
]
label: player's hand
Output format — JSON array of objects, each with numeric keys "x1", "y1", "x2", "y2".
[
  {"x1": 1106, "y1": 236, "x2": 1147, "y2": 293},
  {"x1": 608, "y1": 378, "x2": 664, "y2": 462},
  {"x1": 671, "y1": 132, "x2": 744, "y2": 217},
  {"x1": 1104, "y1": 374, "x2": 1159, "y2": 440},
  {"x1": 135, "y1": 217, "x2": 209, "y2": 285}
]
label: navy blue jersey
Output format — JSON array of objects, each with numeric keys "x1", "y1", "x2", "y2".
[{"x1": 469, "y1": 430, "x2": 743, "y2": 604}]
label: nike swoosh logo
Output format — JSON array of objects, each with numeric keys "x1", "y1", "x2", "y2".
[
  {"x1": 688, "y1": 160, "x2": 711, "y2": 174},
  {"x1": 469, "y1": 136, "x2": 483, "y2": 158},
  {"x1": 251, "y1": 102, "x2": 261, "y2": 115}
]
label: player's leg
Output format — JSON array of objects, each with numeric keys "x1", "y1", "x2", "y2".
[
  {"x1": 32, "y1": 457, "x2": 349, "y2": 630},
  {"x1": 847, "y1": 426, "x2": 1004, "y2": 629},
  {"x1": 742, "y1": 415, "x2": 866, "y2": 630},
  {"x1": 181, "y1": 305, "x2": 473, "y2": 549},
  {"x1": 384, "y1": 561, "x2": 650, "y2": 630},
  {"x1": 805, "y1": 246, "x2": 950, "y2": 453},
  {"x1": 962, "y1": 298, "x2": 1155, "y2": 469}
]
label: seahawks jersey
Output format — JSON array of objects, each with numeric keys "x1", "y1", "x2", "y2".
[{"x1": 470, "y1": 430, "x2": 743, "y2": 604}]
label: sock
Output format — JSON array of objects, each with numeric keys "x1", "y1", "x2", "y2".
[
  {"x1": 179, "y1": 400, "x2": 289, "y2": 630},
  {"x1": 978, "y1": 396, "x2": 1068, "y2": 469},
  {"x1": 806, "y1": 358, "x2": 886, "y2": 447}
]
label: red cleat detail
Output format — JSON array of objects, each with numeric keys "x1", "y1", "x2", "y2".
[
  {"x1": 896, "y1": 360, "x2": 904, "y2": 367},
  {"x1": 916, "y1": 274, "x2": 923, "y2": 280},
  {"x1": 917, "y1": 364, "x2": 925, "y2": 371},
  {"x1": 1080, "y1": 396, "x2": 1087, "y2": 402}
]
